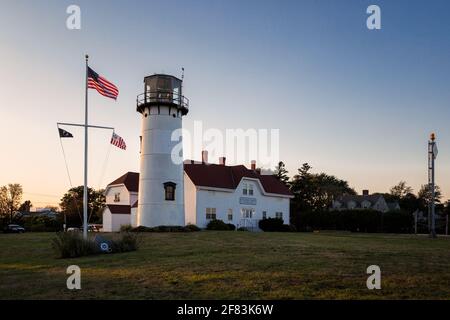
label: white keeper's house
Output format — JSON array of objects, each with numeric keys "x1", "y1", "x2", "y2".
[{"x1": 102, "y1": 73, "x2": 292, "y2": 231}]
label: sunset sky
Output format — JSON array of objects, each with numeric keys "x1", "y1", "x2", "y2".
[{"x1": 1, "y1": 0, "x2": 450, "y2": 208}]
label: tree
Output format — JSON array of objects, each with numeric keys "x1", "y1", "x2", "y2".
[
  {"x1": 0, "y1": 184, "x2": 23, "y2": 223},
  {"x1": 398, "y1": 192, "x2": 420, "y2": 213},
  {"x1": 274, "y1": 161, "x2": 289, "y2": 186},
  {"x1": 18, "y1": 200, "x2": 33, "y2": 212},
  {"x1": 290, "y1": 163, "x2": 356, "y2": 212},
  {"x1": 59, "y1": 186, "x2": 105, "y2": 226},
  {"x1": 389, "y1": 181, "x2": 413, "y2": 200},
  {"x1": 418, "y1": 184, "x2": 442, "y2": 210}
]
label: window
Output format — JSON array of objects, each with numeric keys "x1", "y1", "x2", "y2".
[
  {"x1": 241, "y1": 208, "x2": 253, "y2": 219},
  {"x1": 206, "y1": 208, "x2": 216, "y2": 220},
  {"x1": 275, "y1": 212, "x2": 283, "y2": 220},
  {"x1": 227, "y1": 209, "x2": 233, "y2": 221},
  {"x1": 114, "y1": 193, "x2": 120, "y2": 202},
  {"x1": 248, "y1": 184, "x2": 254, "y2": 196},
  {"x1": 243, "y1": 183, "x2": 248, "y2": 195},
  {"x1": 262, "y1": 211, "x2": 267, "y2": 219},
  {"x1": 163, "y1": 182, "x2": 176, "y2": 201}
]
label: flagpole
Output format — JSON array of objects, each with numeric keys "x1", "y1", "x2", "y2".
[{"x1": 83, "y1": 54, "x2": 89, "y2": 239}]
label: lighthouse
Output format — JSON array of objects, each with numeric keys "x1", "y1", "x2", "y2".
[{"x1": 135, "y1": 74, "x2": 189, "y2": 227}]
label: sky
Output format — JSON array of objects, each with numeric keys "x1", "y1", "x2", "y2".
[{"x1": 1, "y1": 0, "x2": 450, "y2": 208}]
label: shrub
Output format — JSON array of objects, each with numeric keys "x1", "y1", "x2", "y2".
[
  {"x1": 226, "y1": 223, "x2": 236, "y2": 231},
  {"x1": 237, "y1": 227, "x2": 248, "y2": 231},
  {"x1": 109, "y1": 232, "x2": 140, "y2": 252},
  {"x1": 206, "y1": 219, "x2": 233, "y2": 230},
  {"x1": 52, "y1": 232, "x2": 97, "y2": 258},
  {"x1": 294, "y1": 209, "x2": 414, "y2": 233},
  {"x1": 131, "y1": 225, "x2": 153, "y2": 232},
  {"x1": 23, "y1": 216, "x2": 63, "y2": 232},
  {"x1": 259, "y1": 218, "x2": 286, "y2": 232},
  {"x1": 185, "y1": 224, "x2": 201, "y2": 232},
  {"x1": 120, "y1": 224, "x2": 133, "y2": 232},
  {"x1": 131, "y1": 225, "x2": 200, "y2": 232},
  {"x1": 52, "y1": 232, "x2": 139, "y2": 258}
]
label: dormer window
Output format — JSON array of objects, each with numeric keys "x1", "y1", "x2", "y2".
[
  {"x1": 163, "y1": 182, "x2": 176, "y2": 201},
  {"x1": 114, "y1": 193, "x2": 120, "y2": 202}
]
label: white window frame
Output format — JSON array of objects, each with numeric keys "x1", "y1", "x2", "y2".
[
  {"x1": 241, "y1": 208, "x2": 254, "y2": 219},
  {"x1": 248, "y1": 184, "x2": 254, "y2": 196},
  {"x1": 227, "y1": 209, "x2": 233, "y2": 221},
  {"x1": 206, "y1": 207, "x2": 217, "y2": 220}
]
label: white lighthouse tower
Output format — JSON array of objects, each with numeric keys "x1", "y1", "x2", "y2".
[{"x1": 135, "y1": 74, "x2": 189, "y2": 227}]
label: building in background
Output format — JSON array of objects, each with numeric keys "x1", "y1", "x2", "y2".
[{"x1": 331, "y1": 190, "x2": 400, "y2": 213}]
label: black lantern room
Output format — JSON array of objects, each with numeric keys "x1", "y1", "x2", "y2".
[{"x1": 136, "y1": 74, "x2": 189, "y2": 115}]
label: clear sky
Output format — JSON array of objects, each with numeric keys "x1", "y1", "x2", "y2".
[{"x1": 1, "y1": 0, "x2": 449, "y2": 208}]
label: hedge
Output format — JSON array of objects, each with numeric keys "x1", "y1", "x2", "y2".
[{"x1": 294, "y1": 209, "x2": 414, "y2": 233}]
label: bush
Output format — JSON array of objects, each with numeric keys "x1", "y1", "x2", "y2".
[
  {"x1": 109, "y1": 232, "x2": 140, "y2": 252},
  {"x1": 131, "y1": 225, "x2": 153, "y2": 232},
  {"x1": 52, "y1": 232, "x2": 139, "y2": 258},
  {"x1": 23, "y1": 216, "x2": 63, "y2": 232},
  {"x1": 237, "y1": 227, "x2": 248, "y2": 231},
  {"x1": 206, "y1": 219, "x2": 233, "y2": 231},
  {"x1": 120, "y1": 224, "x2": 133, "y2": 232},
  {"x1": 294, "y1": 209, "x2": 414, "y2": 233},
  {"x1": 52, "y1": 232, "x2": 97, "y2": 258},
  {"x1": 226, "y1": 223, "x2": 236, "y2": 231},
  {"x1": 131, "y1": 225, "x2": 200, "y2": 232},
  {"x1": 185, "y1": 224, "x2": 201, "y2": 232},
  {"x1": 259, "y1": 218, "x2": 287, "y2": 232}
]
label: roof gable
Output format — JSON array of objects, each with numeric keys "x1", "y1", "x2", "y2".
[
  {"x1": 107, "y1": 172, "x2": 139, "y2": 192},
  {"x1": 184, "y1": 162, "x2": 292, "y2": 196}
]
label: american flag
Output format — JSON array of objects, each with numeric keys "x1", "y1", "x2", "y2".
[
  {"x1": 87, "y1": 67, "x2": 119, "y2": 100},
  {"x1": 111, "y1": 132, "x2": 126, "y2": 150}
]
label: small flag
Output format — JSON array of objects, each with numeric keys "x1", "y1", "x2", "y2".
[
  {"x1": 58, "y1": 128, "x2": 73, "y2": 138},
  {"x1": 87, "y1": 67, "x2": 119, "y2": 100},
  {"x1": 111, "y1": 132, "x2": 126, "y2": 150}
]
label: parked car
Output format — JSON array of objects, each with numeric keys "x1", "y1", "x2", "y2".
[
  {"x1": 67, "y1": 227, "x2": 81, "y2": 232},
  {"x1": 88, "y1": 224, "x2": 101, "y2": 232},
  {"x1": 4, "y1": 224, "x2": 26, "y2": 233}
]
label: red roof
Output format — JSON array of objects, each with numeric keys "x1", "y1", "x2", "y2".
[
  {"x1": 107, "y1": 172, "x2": 139, "y2": 192},
  {"x1": 106, "y1": 204, "x2": 131, "y2": 214},
  {"x1": 108, "y1": 164, "x2": 292, "y2": 197},
  {"x1": 184, "y1": 163, "x2": 292, "y2": 196}
]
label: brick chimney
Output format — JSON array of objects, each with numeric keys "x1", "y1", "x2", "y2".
[
  {"x1": 251, "y1": 160, "x2": 256, "y2": 170},
  {"x1": 219, "y1": 157, "x2": 226, "y2": 166},
  {"x1": 201, "y1": 150, "x2": 208, "y2": 164},
  {"x1": 362, "y1": 190, "x2": 369, "y2": 196}
]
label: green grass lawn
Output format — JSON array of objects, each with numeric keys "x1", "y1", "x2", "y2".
[{"x1": 0, "y1": 231, "x2": 449, "y2": 300}]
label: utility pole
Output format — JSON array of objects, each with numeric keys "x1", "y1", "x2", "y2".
[{"x1": 428, "y1": 133, "x2": 437, "y2": 238}]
